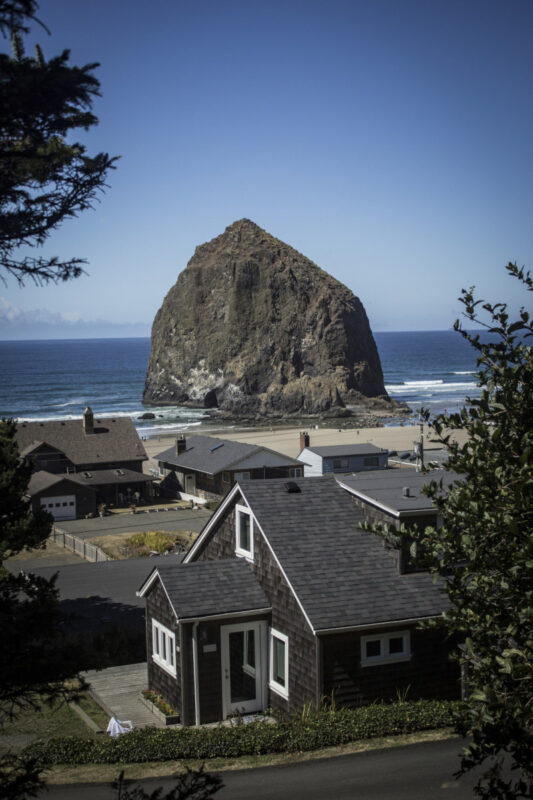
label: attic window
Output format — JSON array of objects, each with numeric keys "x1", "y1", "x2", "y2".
[
  {"x1": 235, "y1": 504, "x2": 253, "y2": 561},
  {"x1": 285, "y1": 481, "x2": 301, "y2": 493}
]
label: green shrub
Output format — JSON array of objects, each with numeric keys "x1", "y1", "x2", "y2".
[{"x1": 25, "y1": 699, "x2": 460, "y2": 766}]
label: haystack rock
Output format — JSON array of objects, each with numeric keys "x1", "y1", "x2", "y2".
[{"x1": 143, "y1": 219, "x2": 390, "y2": 417}]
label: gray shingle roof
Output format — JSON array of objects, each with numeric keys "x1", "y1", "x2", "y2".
[
  {"x1": 143, "y1": 560, "x2": 270, "y2": 621},
  {"x1": 304, "y1": 443, "x2": 386, "y2": 458},
  {"x1": 336, "y1": 469, "x2": 457, "y2": 514},
  {"x1": 27, "y1": 470, "x2": 96, "y2": 495},
  {"x1": 16, "y1": 417, "x2": 147, "y2": 467},
  {"x1": 156, "y1": 434, "x2": 301, "y2": 476},
  {"x1": 238, "y1": 477, "x2": 448, "y2": 632}
]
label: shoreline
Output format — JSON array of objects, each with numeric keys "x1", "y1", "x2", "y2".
[{"x1": 142, "y1": 422, "x2": 467, "y2": 464}]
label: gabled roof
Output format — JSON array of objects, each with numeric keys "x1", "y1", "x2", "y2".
[
  {"x1": 138, "y1": 560, "x2": 270, "y2": 621},
  {"x1": 336, "y1": 469, "x2": 457, "y2": 515},
  {"x1": 302, "y1": 443, "x2": 387, "y2": 458},
  {"x1": 187, "y1": 477, "x2": 448, "y2": 633},
  {"x1": 16, "y1": 417, "x2": 147, "y2": 466},
  {"x1": 156, "y1": 434, "x2": 302, "y2": 476},
  {"x1": 27, "y1": 470, "x2": 97, "y2": 495}
]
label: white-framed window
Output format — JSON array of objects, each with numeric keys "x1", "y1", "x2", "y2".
[
  {"x1": 234, "y1": 471, "x2": 251, "y2": 481},
  {"x1": 235, "y1": 503, "x2": 253, "y2": 560},
  {"x1": 269, "y1": 628, "x2": 289, "y2": 699},
  {"x1": 152, "y1": 619, "x2": 177, "y2": 676},
  {"x1": 289, "y1": 467, "x2": 302, "y2": 477},
  {"x1": 360, "y1": 630, "x2": 411, "y2": 667}
]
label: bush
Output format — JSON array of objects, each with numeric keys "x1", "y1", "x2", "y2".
[{"x1": 25, "y1": 699, "x2": 460, "y2": 766}]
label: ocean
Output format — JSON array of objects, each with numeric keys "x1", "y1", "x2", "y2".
[{"x1": 0, "y1": 331, "x2": 481, "y2": 436}]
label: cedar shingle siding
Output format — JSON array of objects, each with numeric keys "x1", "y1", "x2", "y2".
[
  {"x1": 322, "y1": 626, "x2": 460, "y2": 707},
  {"x1": 145, "y1": 581, "x2": 181, "y2": 714}
]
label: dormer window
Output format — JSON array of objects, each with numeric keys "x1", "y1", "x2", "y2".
[{"x1": 235, "y1": 503, "x2": 253, "y2": 560}]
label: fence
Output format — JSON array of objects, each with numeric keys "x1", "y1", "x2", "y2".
[{"x1": 50, "y1": 527, "x2": 112, "y2": 563}]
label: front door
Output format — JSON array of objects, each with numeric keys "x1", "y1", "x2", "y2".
[{"x1": 220, "y1": 621, "x2": 266, "y2": 718}]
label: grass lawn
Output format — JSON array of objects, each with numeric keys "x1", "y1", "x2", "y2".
[{"x1": 0, "y1": 691, "x2": 109, "y2": 754}]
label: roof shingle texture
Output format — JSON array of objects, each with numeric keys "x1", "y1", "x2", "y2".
[
  {"x1": 149, "y1": 560, "x2": 270, "y2": 621},
  {"x1": 16, "y1": 418, "x2": 147, "y2": 466},
  {"x1": 238, "y1": 476, "x2": 448, "y2": 632},
  {"x1": 156, "y1": 434, "x2": 301, "y2": 475}
]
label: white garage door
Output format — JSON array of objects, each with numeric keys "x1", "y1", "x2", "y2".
[{"x1": 40, "y1": 495, "x2": 77, "y2": 520}]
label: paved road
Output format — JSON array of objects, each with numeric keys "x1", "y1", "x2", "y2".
[
  {"x1": 42, "y1": 738, "x2": 488, "y2": 800},
  {"x1": 57, "y1": 507, "x2": 213, "y2": 540}
]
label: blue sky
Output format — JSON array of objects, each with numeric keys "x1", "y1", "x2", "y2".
[{"x1": 1, "y1": 0, "x2": 532, "y2": 338}]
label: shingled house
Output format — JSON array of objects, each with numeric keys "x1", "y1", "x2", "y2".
[
  {"x1": 156, "y1": 434, "x2": 303, "y2": 503},
  {"x1": 138, "y1": 476, "x2": 459, "y2": 725},
  {"x1": 297, "y1": 431, "x2": 388, "y2": 476},
  {"x1": 17, "y1": 407, "x2": 153, "y2": 519}
]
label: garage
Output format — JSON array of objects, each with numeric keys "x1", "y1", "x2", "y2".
[{"x1": 40, "y1": 494, "x2": 77, "y2": 521}]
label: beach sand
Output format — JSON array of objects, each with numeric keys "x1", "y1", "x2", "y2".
[{"x1": 142, "y1": 423, "x2": 467, "y2": 466}]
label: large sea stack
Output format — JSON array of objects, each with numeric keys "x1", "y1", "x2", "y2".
[{"x1": 143, "y1": 219, "x2": 389, "y2": 417}]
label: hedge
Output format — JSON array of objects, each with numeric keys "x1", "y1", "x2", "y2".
[{"x1": 25, "y1": 699, "x2": 460, "y2": 766}]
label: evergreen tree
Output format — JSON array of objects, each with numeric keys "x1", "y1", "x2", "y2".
[
  {"x1": 417, "y1": 263, "x2": 532, "y2": 799},
  {"x1": 0, "y1": 0, "x2": 117, "y2": 285}
]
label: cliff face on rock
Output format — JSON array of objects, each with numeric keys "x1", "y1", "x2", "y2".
[{"x1": 143, "y1": 219, "x2": 389, "y2": 417}]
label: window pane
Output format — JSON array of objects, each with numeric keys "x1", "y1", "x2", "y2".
[
  {"x1": 153, "y1": 626, "x2": 159, "y2": 655},
  {"x1": 366, "y1": 639, "x2": 381, "y2": 658},
  {"x1": 239, "y1": 513, "x2": 250, "y2": 551},
  {"x1": 246, "y1": 630, "x2": 255, "y2": 669},
  {"x1": 389, "y1": 636, "x2": 404, "y2": 655},
  {"x1": 169, "y1": 639, "x2": 174, "y2": 666},
  {"x1": 161, "y1": 632, "x2": 166, "y2": 660},
  {"x1": 274, "y1": 638, "x2": 285, "y2": 686}
]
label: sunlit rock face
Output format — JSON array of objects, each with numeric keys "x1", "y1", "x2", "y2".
[{"x1": 143, "y1": 219, "x2": 388, "y2": 417}]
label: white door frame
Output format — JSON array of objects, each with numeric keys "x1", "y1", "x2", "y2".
[{"x1": 220, "y1": 620, "x2": 267, "y2": 719}]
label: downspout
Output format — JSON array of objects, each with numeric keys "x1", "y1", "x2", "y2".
[{"x1": 192, "y1": 622, "x2": 200, "y2": 726}]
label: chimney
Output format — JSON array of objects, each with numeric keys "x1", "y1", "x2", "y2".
[
  {"x1": 176, "y1": 435, "x2": 186, "y2": 455},
  {"x1": 402, "y1": 486, "x2": 410, "y2": 497},
  {"x1": 83, "y1": 406, "x2": 94, "y2": 435},
  {"x1": 300, "y1": 431, "x2": 310, "y2": 451}
]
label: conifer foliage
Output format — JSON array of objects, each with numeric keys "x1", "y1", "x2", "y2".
[
  {"x1": 0, "y1": 0, "x2": 117, "y2": 285},
  {"x1": 419, "y1": 263, "x2": 532, "y2": 799}
]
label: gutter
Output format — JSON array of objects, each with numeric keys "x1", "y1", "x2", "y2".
[{"x1": 314, "y1": 614, "x2": 441, "y2": 636}]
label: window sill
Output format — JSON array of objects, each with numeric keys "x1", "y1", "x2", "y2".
[
  {"x1": 152, "y1": 655, "x2": 177, "y2": 677},
  {"x1": 361, "y1": 654, "x2": 411, "y2": 668},
  {"x1": 235, "y1": 550, "x2": 254, "y2": 562},
  {"x1": 269, "y1": 681, "x2": 289, "y2": 700}
]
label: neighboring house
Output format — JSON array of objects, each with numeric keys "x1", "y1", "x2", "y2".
[
  {"x1": 17, "y1": 407, "x2": 153, "y2": 519},
  {"x1": 138, "y1": 476, "x2": 459, "y2": 726},
  {"x1": 336, "y1": 468, "x2": 456, "y2": 531},
  {"x1": 336, "y1": 469, "x2": 457, "y2": 573},
  {"x1": 156, "y1": 434, "x2": 304, "y2": 503},
  {"x1": 297, "y1": 431, "x2": 388, "y2": 476}
]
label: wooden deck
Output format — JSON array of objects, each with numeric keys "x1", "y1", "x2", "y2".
[{"x1": 82, "y1": 662, "x2": 164, "y2": 728}]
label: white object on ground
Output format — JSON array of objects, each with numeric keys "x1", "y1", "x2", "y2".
[{"x1": 106, "y1": 716, "x2": 133, "y2": 737}]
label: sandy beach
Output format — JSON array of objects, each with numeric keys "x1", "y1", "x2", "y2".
[{"x1": 142, "y1": 423, "x2": 467, "y2": 466}]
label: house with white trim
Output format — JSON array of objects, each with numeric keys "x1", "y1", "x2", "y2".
[{"x1": 138, "y1": 475, "x2": 459, "y2": 725}]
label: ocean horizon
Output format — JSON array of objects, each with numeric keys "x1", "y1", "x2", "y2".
[{"x1": 0, "y1": 331, "x2": 483, "y2": 436}]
